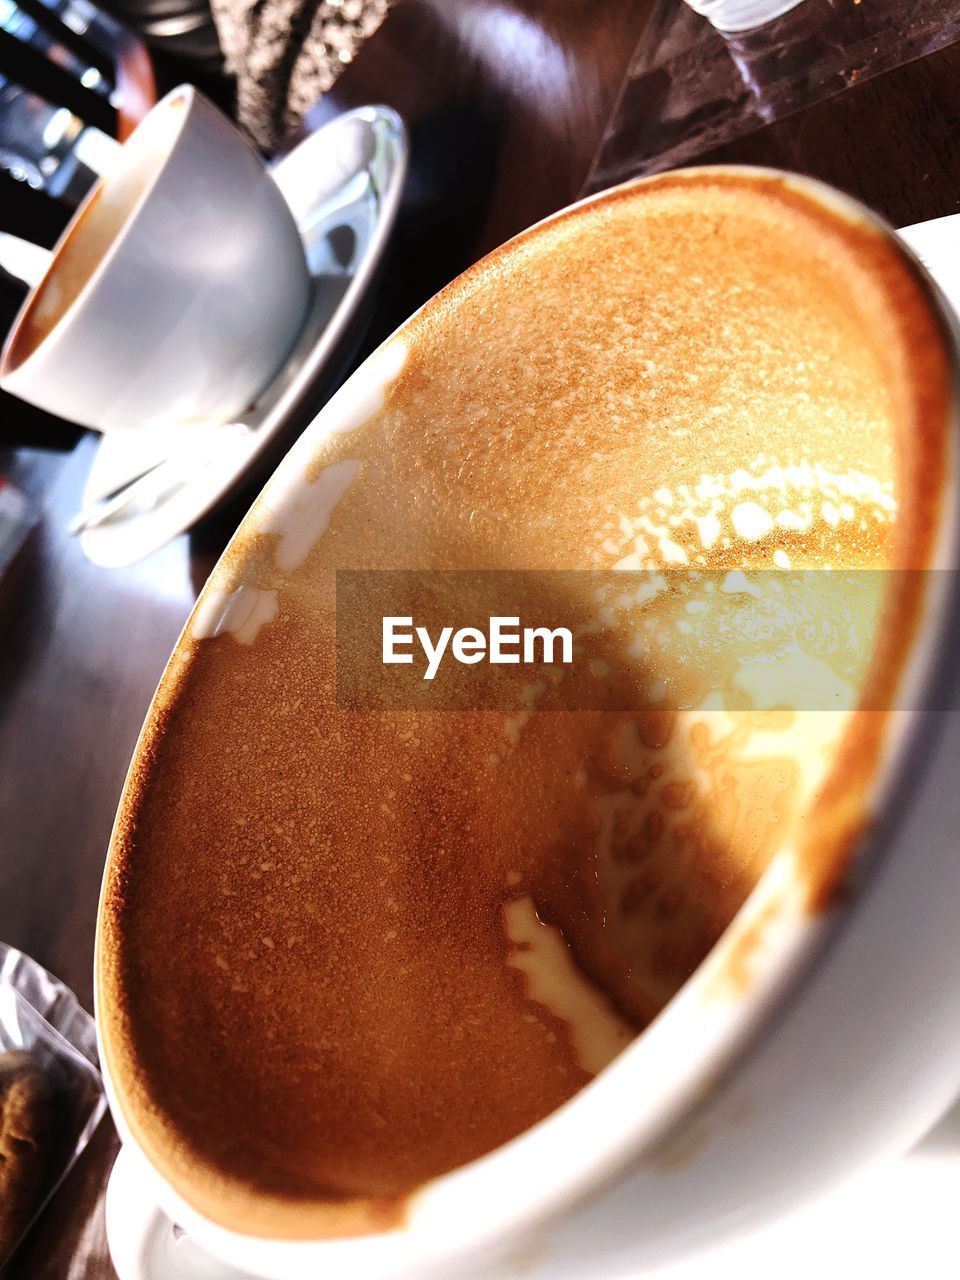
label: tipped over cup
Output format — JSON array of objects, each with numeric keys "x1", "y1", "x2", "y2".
[{"x1": 0, "y1": 85, "x2": 311, "y2": 434}]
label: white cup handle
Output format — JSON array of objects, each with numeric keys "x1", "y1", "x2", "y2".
[
  {"x1": 0, "y1": 234, "x2": 51, "y2": 290},
  {"x1": 105, "y1": 1145, "x2": 248, "y2": 1280}
]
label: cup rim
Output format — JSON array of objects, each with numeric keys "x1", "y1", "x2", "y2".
[
  {"x1": 93, "y1": 164, "x2": 960, "y2": 1277},
  {"x1": 0, "y1": 84, "x2": 198, "y2": 383}
]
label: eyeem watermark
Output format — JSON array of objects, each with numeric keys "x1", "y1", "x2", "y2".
[
  {"x1": 383, "y1": 616, "x2": 573, "y2": 680},
  {"x1": 335, "y1": 569, "x2": 957, "y2": 711}
]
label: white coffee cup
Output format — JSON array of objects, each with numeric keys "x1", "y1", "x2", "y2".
[
  {"x1": 0, "y1": 85, "x2": 311, "y2": 432},
  {"x1": 98, "y1": 170, "x2": 960, "y2": 1279}
]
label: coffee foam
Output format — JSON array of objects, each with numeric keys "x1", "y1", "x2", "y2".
[{"x1": 97, "y1": 171, "x2": 952, "y2": 1239}]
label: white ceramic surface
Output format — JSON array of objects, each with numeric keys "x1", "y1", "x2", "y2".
[
  {"x1": 0, "y1": 85, "x2": 310, "y2": 432},
  {"x1": 103, "y1": 1105, "x2": 960, "y2": 1280},
  {"x1": 680, "y1": 0, "x2": 806, "y2": 33},
  {"x1": 77, "y1": 105, "x2": 407, "y2": 568},
  {"x1": 99, "y1": 172, "x2": 960, "y2": 1280}
]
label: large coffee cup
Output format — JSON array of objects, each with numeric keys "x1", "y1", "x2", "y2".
[
  {"x1": 96, "y1": 167, "x2": 960, "y2": 1279},
  {"x1": 0, "y1": 86, "x2": 310, "y2": 433}
]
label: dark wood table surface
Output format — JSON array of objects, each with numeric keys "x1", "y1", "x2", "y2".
[{"x1": 2, "y1": 3, "x2": 959, "y2": 1274}]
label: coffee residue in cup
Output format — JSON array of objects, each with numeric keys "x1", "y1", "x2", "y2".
[{"x1": 97, "y1": 169, "x2": 949, "y2": 1240}]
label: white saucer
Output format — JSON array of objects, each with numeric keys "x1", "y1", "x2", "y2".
[
  {"x1": 79, "y1": 105, "x2": 407, "y2": 568},
  {"x1": 637, "y1": 1115, "x2": 960, "y2": 1280}
]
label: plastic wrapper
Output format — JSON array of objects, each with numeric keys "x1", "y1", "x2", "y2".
[{"x1": 0, "y1": 943, "x2": 106, "y2": 1271}]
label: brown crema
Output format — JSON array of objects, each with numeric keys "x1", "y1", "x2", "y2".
[{"x1": 96, "y1": 170, "x2": 953, "y2": 1240}]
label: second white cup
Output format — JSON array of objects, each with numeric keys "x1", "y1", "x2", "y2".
[{"x1": 0, "y1": 85, "x2": 311, "y2": 433}]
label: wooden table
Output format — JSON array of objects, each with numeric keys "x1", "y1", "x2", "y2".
[{"x1": 2, "y1": 3, "x2": 959, "y2": 1274}]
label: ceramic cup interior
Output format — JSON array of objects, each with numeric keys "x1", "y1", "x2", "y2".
[{"x1": 95, "y1": 166, "x2": 955, "y2": 1262}]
